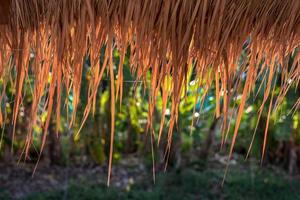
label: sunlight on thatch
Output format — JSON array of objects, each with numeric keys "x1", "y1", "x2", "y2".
[{"x1": 0, "y1": 0, "x2": 299, "y2": 185}]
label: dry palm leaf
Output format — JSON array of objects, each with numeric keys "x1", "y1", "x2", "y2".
[{"x1": 0, "y1": 0, "x2": 299, "y2": 185}]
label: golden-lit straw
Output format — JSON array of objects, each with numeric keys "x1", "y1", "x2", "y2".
[{"x1": 0, "y1": 0, "x2": 299, "y2": 185}]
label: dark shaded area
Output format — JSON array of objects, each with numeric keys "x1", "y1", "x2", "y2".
[{"x1": 1, "y1": 158, "x2": 300, "y2": 200}]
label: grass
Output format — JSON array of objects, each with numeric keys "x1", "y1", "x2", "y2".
[
  {"x1": 0, "y1": 164, "x2": 296, "y2": 200},
  {"x1": 0, "y1": 189, "x2": 10, "y2": 200}
]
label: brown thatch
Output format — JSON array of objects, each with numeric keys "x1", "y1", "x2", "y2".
[{"x1": 0, "y1": 0, "x2": 300, "y2": 184}]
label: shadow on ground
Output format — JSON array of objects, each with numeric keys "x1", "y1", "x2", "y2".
[{"x1": 1, "y1": 158, "x2": 300, "y2": 200}]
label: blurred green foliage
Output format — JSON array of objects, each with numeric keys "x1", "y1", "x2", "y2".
[{"x1": 0, "y1": 45, "x2": 299, "y2": 174}]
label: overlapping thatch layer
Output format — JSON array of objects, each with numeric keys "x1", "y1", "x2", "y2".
[{"x1": 0, "y1": 0, "x2": 300, "y2": 184}]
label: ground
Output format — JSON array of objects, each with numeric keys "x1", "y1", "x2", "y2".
[{"x1": 1, "y1": 156, "x2": 300, "y2": 200}]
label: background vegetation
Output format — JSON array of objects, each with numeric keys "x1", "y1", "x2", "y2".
[{"x1": 0, "y1": 48, "x2": 299, "y2": 200}]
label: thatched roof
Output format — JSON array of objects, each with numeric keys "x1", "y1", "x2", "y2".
[{"x1": 0, "y1": 0, "x2": 300, "y2": 184}]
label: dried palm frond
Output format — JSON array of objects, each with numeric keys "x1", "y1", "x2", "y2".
[{"x1": 0, "y1": 0, "x2": 299, "y2": 185}]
